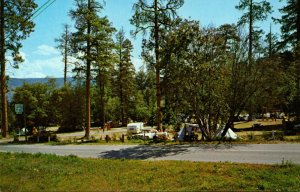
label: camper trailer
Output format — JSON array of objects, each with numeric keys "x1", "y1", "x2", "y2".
[{"x1": 127, "y1": 122, "x2": 144, "y2": 134}]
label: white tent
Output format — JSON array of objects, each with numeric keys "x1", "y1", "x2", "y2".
[
  {"x1": 177, "y1": 124, "x2": 238, "y2": 140},
  {"x1": 178, "y1": 124, "x2": 199, "y2": 141},
  {"x1": 217, "y1": 128, "x2": 238, "y2": 139}
]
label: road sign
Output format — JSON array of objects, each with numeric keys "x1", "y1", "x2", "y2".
[{"x1": 15, "y1": 104, "x2": 24, "y2": 115}]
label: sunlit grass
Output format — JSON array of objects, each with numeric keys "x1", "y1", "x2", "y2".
[
  {"x1": 0, "y1": 152, "x2": 299, "y2": 191},
  {"x1": 234, "y1": 119, "x2": 283, "y2": 129}
]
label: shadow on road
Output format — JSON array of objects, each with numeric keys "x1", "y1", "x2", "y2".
[
  {"x1": 98, "y1": 145, "x2": 188, "y2": 160},
  {"x1": 98, "y1": 143, "x2": 237, "y2": 160}
]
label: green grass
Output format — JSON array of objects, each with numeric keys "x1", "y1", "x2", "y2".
[{"x1": 0, "y1": 153, "x2": 299, "y2": 191}]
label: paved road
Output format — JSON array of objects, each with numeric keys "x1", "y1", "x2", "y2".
[{"x1": 0, "y1": 143, "x2": 300, "y2": 164}]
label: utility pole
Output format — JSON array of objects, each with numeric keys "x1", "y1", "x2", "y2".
[{"x1": 0, "y1": 0, "x2": 8, "y2": 138}]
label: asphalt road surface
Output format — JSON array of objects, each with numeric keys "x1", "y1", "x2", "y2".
[{"x1": 0, "y1": 143, "x2": 300, "y2": 164}]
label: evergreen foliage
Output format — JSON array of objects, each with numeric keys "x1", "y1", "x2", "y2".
[
  {"x1": 4, "y1": 0, "x2": 300, "y2": 140},
  {"x1": 0, "y1": 0, "x2": 37, "y2": 138}
]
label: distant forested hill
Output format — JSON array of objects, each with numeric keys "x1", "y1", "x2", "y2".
[
  {"x1": 8, "y1": 78, "x2": 65, "y2": 89},
  {"x1": 7, "y1": 77, "x2": 73, "y2": 101}
]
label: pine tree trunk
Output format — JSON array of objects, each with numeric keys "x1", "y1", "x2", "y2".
[
  {"x1": 0, "y1": 0, "x2": 8, "y2": 138},
  {"x1": 249, "y1": 0, "x2": 253, "y2": 65},
  {"x1": 119, "y1": 43, "x2": 125, "y2": 126},
  {"x1": 64, "y1": 26, "x2": 68, "y2": 86},
  {"x1": 297, "y1": 0, "x2": 300, "y2": 42},
  {"x1": 296, "y1": 0, "x2": 300, "y2": 120},
  {"x1": 99, "y1": 70, "x2": 105, "y2": 127},
  {"x1": 85, "y1": 0, "x2": 91, "y2": 139},
  {"x1": 154, "y1": 0, "x2": 162, "y2": 131}
]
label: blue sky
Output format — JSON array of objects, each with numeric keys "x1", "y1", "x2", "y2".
[{"x1": 7, "y1": 0, "x2": 285, "y2": 78}]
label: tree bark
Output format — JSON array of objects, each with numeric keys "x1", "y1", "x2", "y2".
[
  {"x1": 297, "y1": 0, "x2": 300, "y2": 42},
  {"x1": 64, "y1": 25, "x2": 68, "y2": 86},
  {"x1": 154, "y1": 0, "x2": 162, "y2": 131},
  {"x1": 221, "y1": 115, "x2": 234, "y2": 139},
  {"x1": 85, "y1": 0, "x2": 91, "y2": 139},
  {"x1": 296, "y1": 0, "x2": 300, "y2": 120},
  {"x1": 100, "y1": 73, "x2": 105, "y2": 126},
  {"x1": 0, "y1": 0, "x2": 8, "y2": 138},
  {"x1": 119, "y1": 40, "x2": 125, "y2": 126},
  {"x1": 249, "y1": 0, "x2": 253, "y2": 65}
]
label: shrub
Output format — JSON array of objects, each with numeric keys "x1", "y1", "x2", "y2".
[
  {"x1": 262, "y1": 131, "x2": 284, "y2": 141},
  {"x1": 247, "y1": 132, "x2": 256, "y2": 141},
  {"x1": 112, "y1": 133, "x2": 118, "y2": 141}
]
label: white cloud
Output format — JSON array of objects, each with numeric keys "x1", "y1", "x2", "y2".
[
  {"x1": 33, "y1": 44, "x2": 59, "y2": 56},
  {"x1": 7, "y1": 44, "x2": 65, "y2": 78},
  {"x1": 8, "y1": 45, "x2": 143, "y2": 78},
  {"x1": 8, "y1": 55, "x2": 65, "y2": 78}
]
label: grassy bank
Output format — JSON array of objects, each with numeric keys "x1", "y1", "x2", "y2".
[{"x1": 0, "y1": 153, "x2": 299, "y2": 191}]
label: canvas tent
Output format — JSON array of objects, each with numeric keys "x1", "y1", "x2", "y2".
[
  {"x1": 178, "y1": 124, "x2": 199, "y2": 141},
  {"x1": 178, "y1": 124, "x2": 238, "y2": 140},
  {"x1": 217, "y1": 128, "x2": 238, "y2": 139}
]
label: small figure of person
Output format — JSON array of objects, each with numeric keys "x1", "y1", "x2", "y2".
[{"x1": 32, "y1": 127, "x2": 37, "y2": 135}]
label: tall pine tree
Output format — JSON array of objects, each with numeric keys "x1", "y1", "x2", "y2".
[
  {"x1": 0, "y1": 0, "x2": 37, "y2": 138},
  {"x1": 277, "y1": 0, "x2": 300, "y2": 120},
  {"x1": 70, "y1": 0, "x2": 115, "y2": 138},
  {"x1": 131, "y1": 0, "x2": 184, "y2": 130},
  {"x1": 114, "y1": 29, "x2": 136, "y2": 126},
  {"x1": 277, "y1": 0, "x2": 300, "y2": 49},
  {"x1": 236, "y1": 0, "x2": 272, "y2": 63},
  {"x1": 55, "y1": 24, "x2": 72, "y2": 85}
]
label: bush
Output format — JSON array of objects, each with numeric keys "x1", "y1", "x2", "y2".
[
  {"x1": 57, "y1": 125, "x2": 83, "y2": 133},
  {"x1": 112, "y1": 133, "x2": 118, "y2": 141},
  {"x1": 262, "y1": 131, "x2": 284, "y2": 140},
  {"x1": 247, "y1": 132, "x2": 256, "y2": 141}
]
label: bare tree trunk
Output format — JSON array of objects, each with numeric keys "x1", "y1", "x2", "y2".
[
  {"x1": 221, "y1": 115, "x2": 234, "y2": 139},
  {"x1": 297, "y1": 0, "x2": 300, "y2": 43},
  {"x1": 98, "y1": 70, "x2": 106, "y2": 127},
  {"x1": 249, "y1": 0, "x2": 253, "y2": 65},
  {"x1": 296, "y1": 0, "x2": 300, "y2": 120},
  {"x1": 119, "y1": 42, "x2": 125, "y2": 126},
  {"x1": 64, "y1": 25, "x2": 69, "y2": 86},
  {"x1": 154, "y1": 0, "x2": 162, "y2": 131},
  {"x1": 85, "y1": 0, "x2": 91, "y2": 139},
  {"x1": 0, "y1": 0, "x2": 8, "y2": 138}
]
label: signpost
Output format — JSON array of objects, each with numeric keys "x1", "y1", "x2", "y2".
[
  {"x1": 14, "y1": 104, "x2": 27, "y2": 141},
  {"x1": 15, "y1": 104, "x2": 23, "y2": 115}
]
